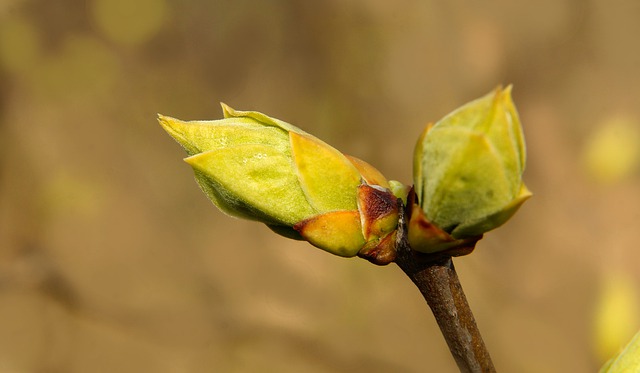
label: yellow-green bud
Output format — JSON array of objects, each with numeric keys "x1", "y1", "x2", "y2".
[
  {"x1": 600, "y1": 330, "x2": 640, "y2": 373},
  {"x1": 158, "y1": 104, "x2": 399, "y2": 263},
  {"x1": 410, "y1": 86, "x2": 531, "y2": 253}
]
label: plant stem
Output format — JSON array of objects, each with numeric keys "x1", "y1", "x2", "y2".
[{"x1": 393, "y1": 207, "x2": 496, "y2": 372}]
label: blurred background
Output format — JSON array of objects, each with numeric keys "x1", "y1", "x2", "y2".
[{"x1": 1, "y1": 0, "x2": 640, "y2": 372}]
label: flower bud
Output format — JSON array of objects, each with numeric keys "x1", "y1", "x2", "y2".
[
  {"x1": 159, "y1": 104, "x2": 399, "y2": 263},
  {"x1": 410, "y1": 86, "x2": 531, "y2": 253},
  {"x1": 600, "y1": 330, "x2": 640, "y2": 373}
]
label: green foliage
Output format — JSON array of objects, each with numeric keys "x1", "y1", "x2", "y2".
[
  {"x1": 412, "y1": 87, "x2": 530, "y2": 244},
  {"x1": 159, "y1": 104, "x2": 399, "y2": 261},
  {"x1": 159, "y1": 88, "x2": 530, "y2": 260}
]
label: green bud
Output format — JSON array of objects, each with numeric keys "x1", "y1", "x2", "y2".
[
  {"x1": 159, "y1": 104, "x2": 399, "y2": 263},
  {"x1": 410, "y1": 86, "x2": 531, "y2": 253}
]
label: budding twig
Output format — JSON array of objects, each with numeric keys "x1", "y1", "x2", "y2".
[{"x1": 394, "y1": 201, "x2": 496, "y2": 373}]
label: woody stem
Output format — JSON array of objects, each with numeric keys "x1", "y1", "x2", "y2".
[{"x1": 393, "y1": 206, "x2": 496, "y2": 372}]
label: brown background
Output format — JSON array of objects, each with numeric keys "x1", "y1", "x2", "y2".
[{"x1": 1, "y1": 0, "x2": 640, "y2": 372}]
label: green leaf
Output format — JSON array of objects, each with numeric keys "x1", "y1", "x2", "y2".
[
  {"x1": 290, "y1": 132, "x2": 361, "y2": 212},
  {"x1": 186, "y1": 144, "x2": 315, "y2": 225}
]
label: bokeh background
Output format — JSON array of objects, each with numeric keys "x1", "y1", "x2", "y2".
[{"x1": 1, "y1": 0, "x2": 640, "y2": 372}]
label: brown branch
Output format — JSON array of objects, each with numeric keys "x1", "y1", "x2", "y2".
[{"x1": 393, "y1": 203, "x2": 496, "y2": 373}]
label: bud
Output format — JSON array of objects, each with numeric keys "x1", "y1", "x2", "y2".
[
  {"x1": 158, "y1": 104, "x2": 399, "y2": 263},
  {"x1": 600, "y1": 330, "x2": 640, "y2": 373},
  {"x1": 410, "y1": 86, "x2": 531, "y2": 253}
]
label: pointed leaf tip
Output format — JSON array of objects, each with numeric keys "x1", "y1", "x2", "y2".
[{"x1": 220, "y1": 102, "x2": 234, "y2": 118}]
